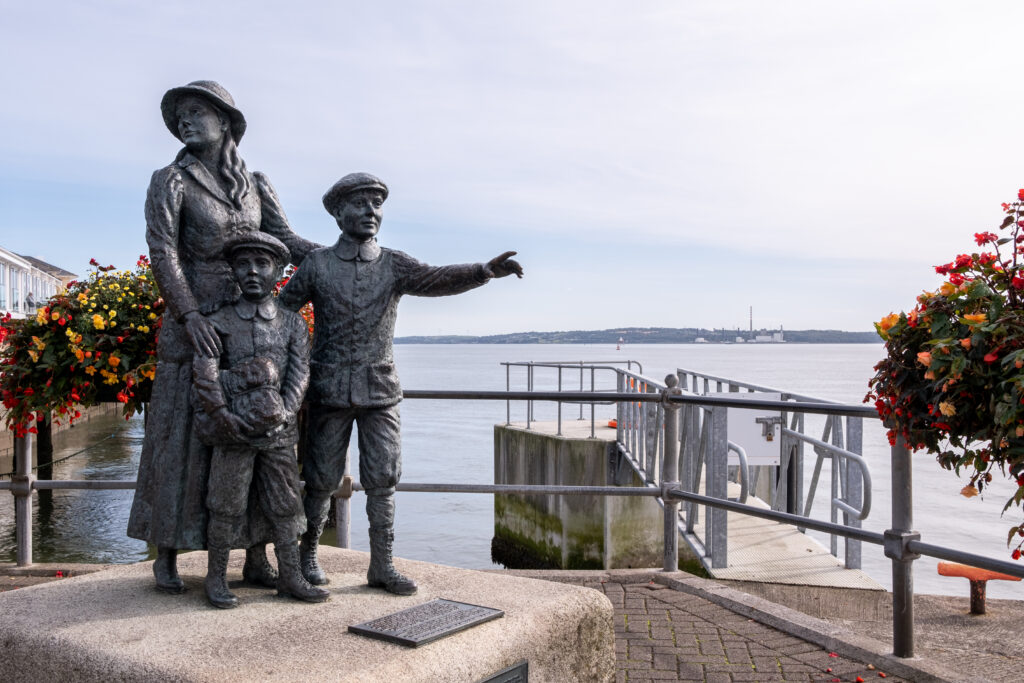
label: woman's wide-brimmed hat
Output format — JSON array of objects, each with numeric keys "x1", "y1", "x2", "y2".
[{"x1": 160, "y1": 80, "x2": 247, "y2": 143}]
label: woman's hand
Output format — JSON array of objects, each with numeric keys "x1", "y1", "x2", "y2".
[{"x1": 183, "y1": 311, "x2": 223, "y2": 357}]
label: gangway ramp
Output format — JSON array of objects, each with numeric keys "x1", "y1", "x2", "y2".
[{"x1": 687, "y1": 482, "x2": 882, "y2": 589}]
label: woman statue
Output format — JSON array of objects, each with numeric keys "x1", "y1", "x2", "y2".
[{"x1": 127, "y1": 80, "x2": 318, "y2": 594}]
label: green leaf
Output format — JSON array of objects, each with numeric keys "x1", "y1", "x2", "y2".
[{"x1": 1008, "y1": 526, "x2": 1021, "y2": 546}]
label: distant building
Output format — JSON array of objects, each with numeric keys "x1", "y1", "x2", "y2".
[{"x1": 0, "y1": 246, "x2": 76, "y2": 319}]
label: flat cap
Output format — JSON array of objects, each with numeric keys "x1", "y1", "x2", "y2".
[
  {"x1": 222, "y1": 231, "x2": 289, "y2": 263},
  {"x1": 322, "y1": 172, "x2": 388, "y2": 215}
]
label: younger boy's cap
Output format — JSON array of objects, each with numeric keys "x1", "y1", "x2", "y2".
[
  {"x1": 323, "y1": 172, "x2": 388, "y2": 215},
  {"x1": 222, "y1": 232, "x2": 289, "y2": 263}
]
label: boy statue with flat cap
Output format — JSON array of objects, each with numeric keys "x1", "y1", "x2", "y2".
[
  {"x1": 278, "y1": 172, "x2": 522, "y2": 595},
  {"x1": 193, "y1": 232, "x2": 329, "y2": 608}
]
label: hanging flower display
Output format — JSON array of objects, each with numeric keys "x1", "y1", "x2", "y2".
[{"x1": 867, "y1": 191, "x2": 1024, "y2": 559}]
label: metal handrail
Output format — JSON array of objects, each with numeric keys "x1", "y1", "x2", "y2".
[
  {"x1": 727, "y1": 441, "x2": 749, "y2": 504},
  {"x1": 783, "y1": 427, "x2": 871, "y2": 520},
  {"x1": 678, "y1": 367, "x2": 871, "y2": 568},
  {"x1": 501, "y1": 360, "x2": 644, "y2": 436}
]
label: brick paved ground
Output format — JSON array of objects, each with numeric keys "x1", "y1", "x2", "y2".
[{"x1": 584, "y1": 580, "x2": 909, "y2": 683}]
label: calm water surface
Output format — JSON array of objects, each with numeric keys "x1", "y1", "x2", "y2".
[{"x1": 2, "y1": 343, "x2": 1021, "y2": 600}]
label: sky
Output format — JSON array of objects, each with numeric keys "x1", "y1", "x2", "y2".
[{"x1": 2, "y1": 1, "x2": 1023, "y2": 336}]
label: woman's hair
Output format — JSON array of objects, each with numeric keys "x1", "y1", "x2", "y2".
[
  {"x1": 174, "y1": 99, "x2": 250, "y2": 209},
  {"x1": 218, "y1": 132, "x2": 250, "y2": 210}
]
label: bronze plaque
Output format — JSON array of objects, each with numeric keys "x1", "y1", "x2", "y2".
[
  {"x1": 348, "y1": 598, "x2": 504, "y2": 648},
  {"x1": 478, "y1": 660, "x2": 528, "y2": 682}
]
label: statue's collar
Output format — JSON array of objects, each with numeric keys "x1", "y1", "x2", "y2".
[
  {"x1": 175, "y1": 152, "x2": 240, "y2": 206},
  {"x1": 334, "y1": 234, "x2": 381, "y2": 262},
  {"x1": 234, "y1": 298, "x2": 277, "y2": 321}
]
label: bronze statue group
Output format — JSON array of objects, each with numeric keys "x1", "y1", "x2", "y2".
[{"x1": 126, "y1": 81, "x2": 523, "y2": 609}]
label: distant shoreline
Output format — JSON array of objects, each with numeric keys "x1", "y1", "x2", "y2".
[{"x1": 395, "y1": 327, "x2": 879, "y2": 345}]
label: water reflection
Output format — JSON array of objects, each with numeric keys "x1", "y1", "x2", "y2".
[{"x1": 0, "y1": 411, "x2": 151, "y2": 564}]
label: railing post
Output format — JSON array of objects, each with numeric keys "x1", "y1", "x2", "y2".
[
  {"x1": 661, "y1": 375, "x2": 681, "y2": 572},
  {"x1": 333, "y1": 474, "x2": 353, "y2": 549},
  {"x1": 707, "y1": 404, "x2": 728, "y2": 568},
  {"x1": 557, "y1": 366, "x2": 563, "y2": 436},
  {"x1": 13, "y1": 433, "x2": 35, "y2": 567},
  {"x1": 884, "y1": 435, "x2": 918, "y2": 658},
  {"x1": 845, "y1": 416, "x2": 863, "y2": 569},
  {"x1": 616, "y1": 373, "x2": 624, "y2": 444}
]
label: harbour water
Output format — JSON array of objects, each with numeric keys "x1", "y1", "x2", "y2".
[{"x1": 2, "y1": 343, "x2": 1021, "y2": 600}]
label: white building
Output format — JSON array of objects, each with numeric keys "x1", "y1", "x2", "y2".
[{"x1": 0, "y1": 247, "x2": 77, "y2": 320}]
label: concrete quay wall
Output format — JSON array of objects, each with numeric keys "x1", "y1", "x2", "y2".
[{"x1": 492, "y1": 421, "x2": 693, "y2": 571}]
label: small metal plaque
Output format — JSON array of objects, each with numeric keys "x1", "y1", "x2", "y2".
[
  {"x1": 478, "y1": 660, "x2": 528, "y2": 683},
  {"x1": 348, "y1": 599, "x2": 504, "y2": 648}
]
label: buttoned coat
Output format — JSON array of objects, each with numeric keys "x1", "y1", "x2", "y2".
[
  {"x1": 278, "y1": 236, "x2": 488, "y2": 408},
  {"x1": 128, "y1": 151, "x2": 318, "y2": 550}
]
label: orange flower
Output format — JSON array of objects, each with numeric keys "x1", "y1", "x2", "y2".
[
  {"x1": 878, "y1": 313, "x2": 900, "y2": 332},
  {"x1": 939, "y1": 282, "x2": 957, "y2": 297},
  {"x1": 107, "y1": 355, "x2": 121, "y2": 368},
  {"x1": 963, "y1": 313, "x2": 987, "y2": 324},
  {"x1": 960, "y1": 484, "x2": 979, "y2": 498},
  {"x1": 917, "y1": 351, "x2": 932, "y2": 367},
  {"x1": 960, "y1": 338, "x2": 971, "y2": 349}
]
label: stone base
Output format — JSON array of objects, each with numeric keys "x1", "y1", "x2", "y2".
[{"x1": 0, "y1": 547, "x2": 614, "y2": 682}]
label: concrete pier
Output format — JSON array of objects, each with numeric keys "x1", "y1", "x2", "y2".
[{"x1": 493, "y1": 420, "x2": 679, "y2": 570}]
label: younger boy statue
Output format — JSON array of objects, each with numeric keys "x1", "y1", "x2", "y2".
[{"x1": 192, "y1": 232, "x2": 329, "y2": 608}]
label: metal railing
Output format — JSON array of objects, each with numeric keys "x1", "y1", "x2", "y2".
[
  {"x1": 677, "y1": 368, "x2": 869, "y2": 569},
  {"x1": 3, "y1": 375, "x2": 1024, "y2": 661},
  {"x1": 501, "y1": 359, "x2": 641, "y2": 436}
]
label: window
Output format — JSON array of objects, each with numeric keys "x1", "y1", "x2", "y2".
[
  {"x1": 0, "y1": 264, "x2": 6, "y2": 310},
  {"x1": 11, "y1": 267, "x2": 20, "y2": 312}
]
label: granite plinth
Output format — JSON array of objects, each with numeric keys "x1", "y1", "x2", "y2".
[{"x1": 0, "y1": 547, "x2": 614, "y2": 682}]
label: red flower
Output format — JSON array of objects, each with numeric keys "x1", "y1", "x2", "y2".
[
  {"x1": 949, "y1": 272, "x2": 965, "y2": 285},
  {"x1": 975, "y1": 231, "x2": 998, "y2": 245},
  {"x1": 1014, "y1": 548, "x2": 1022, "y2": 560},
  {"x1": 954, "y1": 254, "x2": 973, "y2": 268},
  {"x1": 935, "y1": 262, "x2": 953, "y2": 276},
  {"x1": 984, "y1": 351, "x2": 1000, "y2": 363},
  {"x1": 1013, "y1": 275, "x2": 1024, "y2": 290}
]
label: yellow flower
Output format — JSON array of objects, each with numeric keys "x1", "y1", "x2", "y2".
[
  {"x1": 92, "y1": 314, "x2": 106, "y2": 330},
  {"x1": 138, "y1": 325, "x2": 150, "y2": 334},
  {"x1": 31, "y1": 336, "x2": 46, "y2": 351},
  {"x1": 84, "y1": 366, "x2": 97, "y2": 376},
  {"x1": 27, "y1": 349, "x2": 39, "y2": 363},
  {"x1": 35, "y1": 308, "x2": 47, "y2": 324},
  {"x1": 939, "y1": 282, "x2": 957, "y2": 297},
  {"x1": 963, "y1": 313, "x2": 987, "y2": 324},
  {"x1": 938, "y1": 401, "x2": 956, "y2": 417},
  {"x1": 50, "y1": 311, "x2": 60, "y2": 321},
  {"x1": 148, "y1": 312, "x2": 157, "y2": 320}
]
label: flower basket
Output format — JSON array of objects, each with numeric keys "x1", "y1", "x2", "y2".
[{"x1": 867, "y1": 191, "x2": 1024, "y2": 559}]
